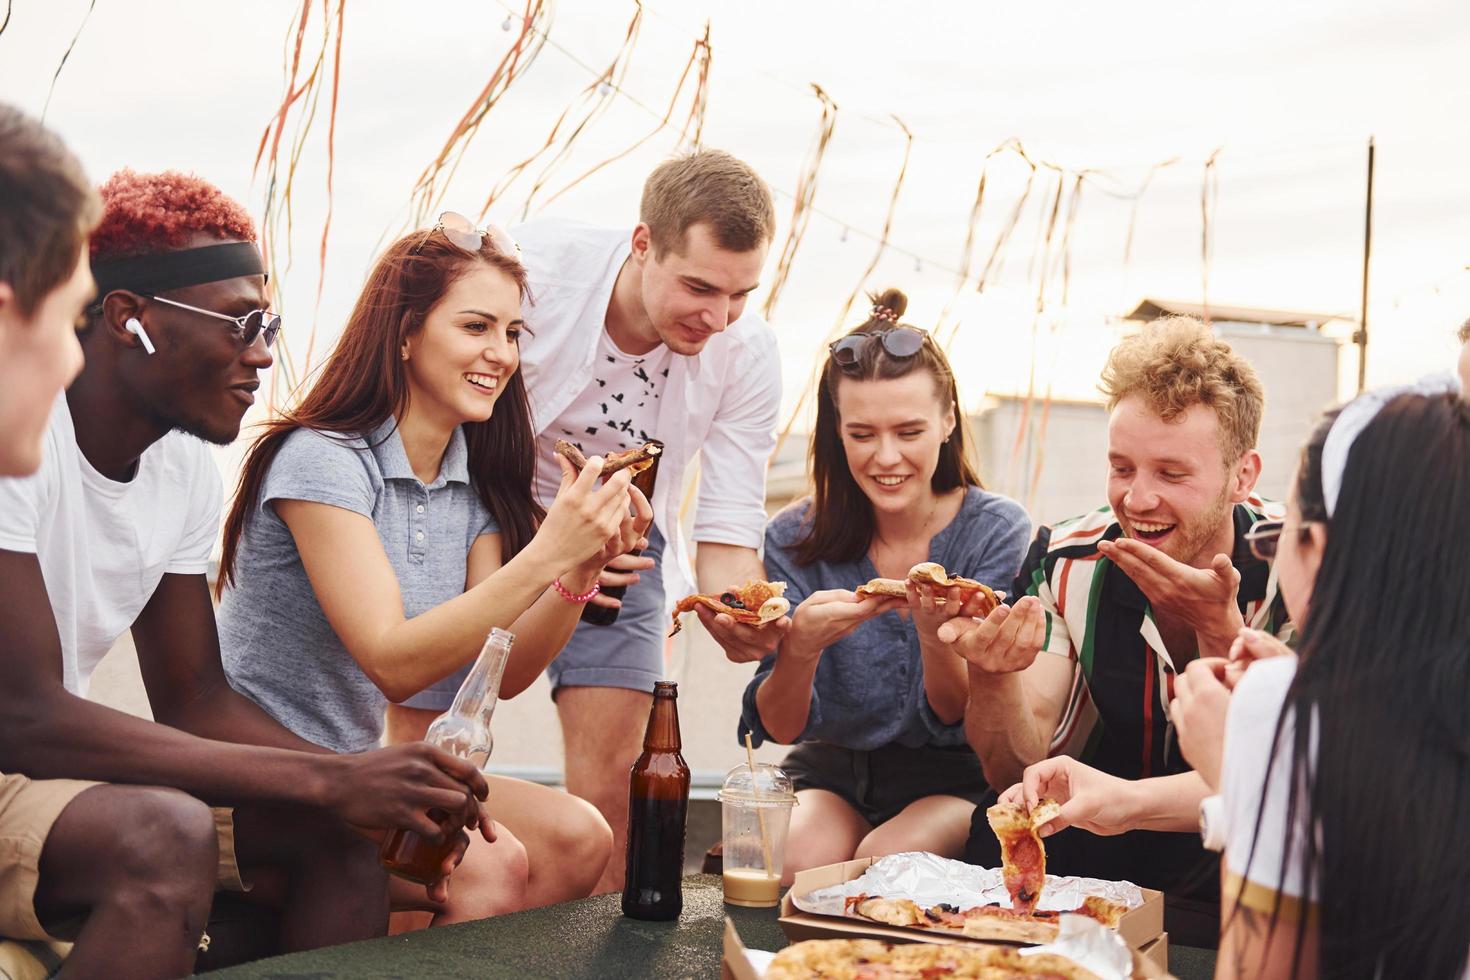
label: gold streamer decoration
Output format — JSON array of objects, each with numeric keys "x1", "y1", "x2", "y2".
[
  {"x1": 40, "y1": 0, "x2": 97, "y2": 120},
  {"x1": 760, "y1": 84, "x2": 839, "y2": 324},
  {"x1": 1200, "y1": 147, "x2": 1222, "y2": 323},
  {"x1": 251, "y1": 0, "x2": 348, "y2": 409},
  {"x1": 477, "y1": 2, "x2": 646, "y2": 220},
  {"x1": 771, "y1": 116, "x2": 913, "y2": 462},
  {"x1": 531, "y1": 17, "x2": 714, "y2": 216},
  {"x1": 406, "y1": 0, "x2": 552, "y2": 229}
]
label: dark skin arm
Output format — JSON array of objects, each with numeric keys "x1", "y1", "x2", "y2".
[
  {"x1": 132, "y1": 572, "x2": 330, "y2": 754},
  {"x1": 0, "y1": 550, "x2": 487, "y2": 840}
]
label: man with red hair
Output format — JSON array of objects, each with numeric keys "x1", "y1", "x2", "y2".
[{"x1": 0, "y1": 167, "x2": 490, "y2": 974}]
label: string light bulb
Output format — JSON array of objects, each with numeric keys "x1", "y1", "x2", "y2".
[{"x1": 501, "y1": 14, "x2": 513, "y2": 31}]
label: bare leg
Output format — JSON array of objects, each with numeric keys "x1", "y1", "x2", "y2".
[
  {"x1": 481, "y1": 774, "x2": 612, "y2": 907},
  {"x1": 230, "y1": 802, "x2": 388, "y2": 951},
  {"x1": 854, "y1": 795, "x2": 976, "y2": 862},
  {"x1": 35, "y1": 785, "x2": 216, "y2": 980},
  {"x1": 555, "y1": 686, "x2": 653, "y2": 894},
  {"x1": 385, "y1": 707, "x2": 608, "y2": 912},
  {"x1": 781, "y1": 789, "x2": 871, "y2": 887}
]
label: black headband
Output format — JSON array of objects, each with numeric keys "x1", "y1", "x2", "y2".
[{"x1": 90, "y1": 241, "x2": 266, "y2": 301}]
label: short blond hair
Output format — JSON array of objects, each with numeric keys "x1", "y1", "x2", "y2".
[
  {"x1": 640, "y1": 149, "x2": 775, "y2": 257},
  {"x1": 1100, "y1": 316, "x2": 1264, "y2": 463}
]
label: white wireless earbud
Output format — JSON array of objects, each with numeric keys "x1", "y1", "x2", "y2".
[{"x1": 124, "y1": 317, "x2": 156, "y2": 355}]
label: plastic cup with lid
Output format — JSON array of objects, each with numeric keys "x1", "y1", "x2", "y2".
[{"x1": 717, "y1": 761, "x2": 798, "y2": 907}]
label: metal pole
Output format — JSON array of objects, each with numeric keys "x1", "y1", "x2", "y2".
[{"x1": 1357, "y1": 137, "x2": 1375, "y2": 392}]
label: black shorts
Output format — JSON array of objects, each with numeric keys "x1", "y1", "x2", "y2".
[{"x1": 781, "y1": 741, "x2": 990, "y2": 827}]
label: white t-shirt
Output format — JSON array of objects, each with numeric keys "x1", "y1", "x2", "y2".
[
  {"x1": 532, "y1": 329, "x2": 672, "y2": 506},
  {"x1": 1221, "y1": 655, "x2": 1469, "y2": 977},
  {"x1": 1220, "y1": 655, "x2": 1317, "y2": 915},
  {"x1": 0, "y1": 395, "x2": 222, "y2": 696}
]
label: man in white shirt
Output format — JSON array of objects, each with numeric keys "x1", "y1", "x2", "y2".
[
  {"x1": 393, "y1": 149, "x2": 781, "y2": 891},
  {"x1": 0, "y1": 166, "x2": 490, "y2": 973}
]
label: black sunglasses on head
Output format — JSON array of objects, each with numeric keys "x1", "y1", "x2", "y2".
[{"x1": 828, "y1": 326, "x2": 927, "y2": 368}]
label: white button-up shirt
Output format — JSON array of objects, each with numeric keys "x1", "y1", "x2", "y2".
[{"x1": 512, "y1": 219, "x2": 781, "y2": 605}]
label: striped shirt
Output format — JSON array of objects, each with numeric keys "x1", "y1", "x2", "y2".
[{"x1": 1018, "y1": 496, "x2": 1292, "y2": 781}]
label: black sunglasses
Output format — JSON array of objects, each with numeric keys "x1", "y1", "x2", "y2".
[
  {"x1": 1244, "y1": 518, "x2": 1284, "y2": 560},
  {"x1": 828, "y1": 326, "x2": 927, "y2": 368},
  {"x1": 144, "y1": 294, "x2": 282, "y2": 349}
]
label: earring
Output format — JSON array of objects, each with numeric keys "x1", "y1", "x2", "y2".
[{"x1": 400, "y1": 348, "x2": 409, "y2": 361}]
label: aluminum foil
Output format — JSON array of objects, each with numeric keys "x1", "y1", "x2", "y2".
[
  {"x1": 792, "y1": 851, "x2": 1144, "y2": 917},
  {"x1": 1022, "y1": 914, "x2": 1135, "y2": 980}
]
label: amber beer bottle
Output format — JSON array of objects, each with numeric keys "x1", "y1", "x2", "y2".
[
  {"x1": 620, "y1": 681, "x2": 691, "y2": 920},
  {"x1": 581, "y1": 439, "x2": 663, "y2": 626},
  {"x1": 379, "y1": 628, "x2": 513, "y2": 885}
]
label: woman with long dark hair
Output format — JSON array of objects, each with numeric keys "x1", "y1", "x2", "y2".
[
  {"x1": 1201, "y1": 382, "x2": 1470, "y2": 978},
  {"x1": 722, "y1": 289, "x2": 1031, "y2": 882},
  {"x1": 215, "y1": 218, "x2": 650, "y2": 925}
]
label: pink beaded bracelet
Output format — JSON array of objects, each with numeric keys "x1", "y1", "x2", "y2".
[{"x1": 552, "y1": 577, "x2": 601, "y2": 604}]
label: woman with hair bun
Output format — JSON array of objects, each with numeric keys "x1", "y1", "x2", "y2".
[{"x1": 717, "y1": 289, "x2": 1031, "y2": 881}]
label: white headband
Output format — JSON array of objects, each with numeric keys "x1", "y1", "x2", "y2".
[{"x1": 1320, "y1": 372, "x2": 1463, "y2": 518}]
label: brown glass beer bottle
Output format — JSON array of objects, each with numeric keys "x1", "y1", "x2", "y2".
[
  {"x1": 620, "y1": 680, "x2": 691, "y2": 920},
  {"x1": 582, "y1": 439, "x2": 663, "y2": 626},
  {"x1": 379, "y1": 628, "x2": 513, "y2": 884}
]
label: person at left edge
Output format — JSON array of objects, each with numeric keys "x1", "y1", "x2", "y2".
[{"x1": 0, "y1": 170, "x2": 492, "y2": 966}]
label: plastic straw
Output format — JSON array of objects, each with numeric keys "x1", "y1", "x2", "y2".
[{"x1": 743, "y1": 732, "x2": 775, "y2": 877}]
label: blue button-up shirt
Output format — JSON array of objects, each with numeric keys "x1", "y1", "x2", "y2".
[{"x1": 740, "y1": 486, "x2": 1031, "y2": 752}]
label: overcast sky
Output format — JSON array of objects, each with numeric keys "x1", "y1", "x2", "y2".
[{"x1": 4, "y1": 0, "x2": 1468, "y2": 420}]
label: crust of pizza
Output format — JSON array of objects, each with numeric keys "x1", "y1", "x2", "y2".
[
  {"x1": 853, "y1": 562, "x2": 999, "y2": 617},
  {"x1": 552, "y1": 439, "x2": 663, "y2": 477},
  {"x1": 853, "y1": 896, "x2": 926, "y2": 927},
  {"x1": 765, "y1": 937, "x2": 1104, "y2": 979},
  {"x1": 987, "y1": 798, "x2": 1060, "y2": 914},
  {"x1": 667, "y1": 581, "x2": 790, "y2": 636}
]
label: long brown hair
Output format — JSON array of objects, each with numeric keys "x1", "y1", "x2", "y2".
[
  {"x1": 217, "y1": 230, "x2": 543, "y2": 596},
  {"x1": 794, "y1": 287, "x2": 982, "y2": 565}
]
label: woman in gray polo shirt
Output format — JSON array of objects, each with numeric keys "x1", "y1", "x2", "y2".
[
  {"x1": 216, "y1": 222, "x2": 651, "y2": 926},
  {"x1": 730, "y1": 289, "x2": 1030, "y2": 884}
]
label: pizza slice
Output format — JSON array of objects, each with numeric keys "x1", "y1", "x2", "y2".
[
  {"x1": 553, "y1": 438, "x2": 663, "y2": 478},
  {"x1": 987, "y1": 797, "x2": 1062, "y2": 914},
  {"x1": 766, "y1": 936, "x2": 1105, "y2": 979},
  {"x1": 668, "y1": 580, "x2": 790, "y2": 636},
  {"x1": 854, "y1": 561, "x2": 999, "y2": 616}
]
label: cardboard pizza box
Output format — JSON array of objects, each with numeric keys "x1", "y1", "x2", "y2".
[
  {"x1": 777, "y1": 858, "x2": 1166, "y2": 963},
  {"x1": 723, "y1": 919, "x2": 1177, "y2": 980}
]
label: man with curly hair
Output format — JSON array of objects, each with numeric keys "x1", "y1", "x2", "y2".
[
  {"x1": 0, "y1": 167, "x2": 492, "y2": 974},
  {"x1": 945, "y1": 317, "x2": 1294, "y2": 946}
]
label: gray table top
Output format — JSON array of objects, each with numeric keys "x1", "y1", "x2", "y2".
[{"x1": 203, "y1": 874, "x2": 1217, "y2": 979}]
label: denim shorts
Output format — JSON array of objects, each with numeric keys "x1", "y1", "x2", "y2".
[
  {"x1": 780, "y1": 740, "x2": 990, "y2": 827},
  {"x1": 402, "y1": 525, "x2": 668, "y2": 711}
]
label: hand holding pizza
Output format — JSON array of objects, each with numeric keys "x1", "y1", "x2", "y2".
[
  {"x1": 1095, "y1": 537, "x2": 1244, "y2": 654},
  {"x1": 533, "y1": 453, "x2": 637, "y2": 570},
  {"x1": 1170, "y1": 656, "x2": 1233, "y2": 790},
  {"x1": 697, "y1": 603, "x2": 790, "y2": 664},
  {"x1": 784, "y1": 590, "x2": 905, "y2": 663},
  {"x1": 999, "y1": 756, "x2": 1138, "y2": 838},
  {"x1": 573, "y1": 484, "x2": 653, "y2": 608},
  {"x1": 937, "y1": 595, "x2": 1046, "y2": 674},
  {"x1": 905, "y1": 580, "x2": 1000, "y2": 647}
]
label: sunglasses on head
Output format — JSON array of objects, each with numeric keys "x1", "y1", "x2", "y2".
[
  {"x1": 144, "y1": 294, "x2": 282, "y2": 349},
  {"x1": 828, "y1": 326, "x2": 928, "y2": 369},
  {"x1": 414, "y1": 211, "x2": 520, "y2": 257}
]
